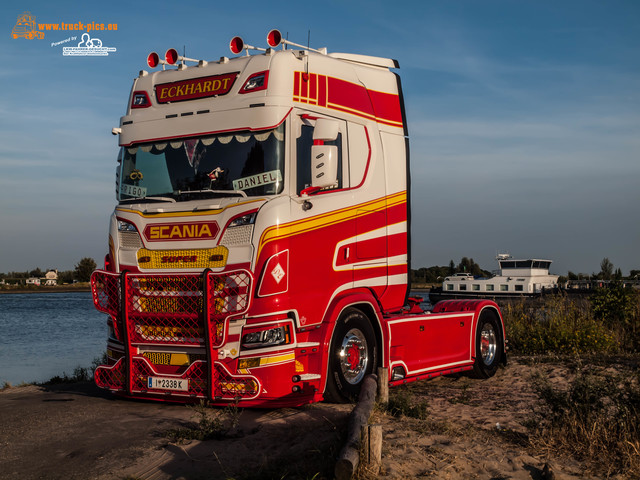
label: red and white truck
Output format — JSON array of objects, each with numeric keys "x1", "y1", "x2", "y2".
[{"x1": 91, "y1": 30, "x2": 506, "y2": 407}]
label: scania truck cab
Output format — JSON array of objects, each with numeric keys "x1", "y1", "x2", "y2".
[{"x1": 91, "y1": 30, "x2": 506, "y2": 407}]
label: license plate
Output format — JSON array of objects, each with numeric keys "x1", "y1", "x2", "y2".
[{"x1": 147, "y1": 376, "x2": 189, "y2": 392}]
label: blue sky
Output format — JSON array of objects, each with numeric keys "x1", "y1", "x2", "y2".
[{"x1": 1, "y1": 0, "x2": 638, "y2": 276}]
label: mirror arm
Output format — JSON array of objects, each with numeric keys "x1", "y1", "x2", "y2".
[{"x1": 300, "y1": 186, "x2": 322, "y2": 197}]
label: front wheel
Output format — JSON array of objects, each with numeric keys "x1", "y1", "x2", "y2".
[
  {"x1": 471, "y1": 310, "x2": 503, "y2": 379},
  {"x1": 324, "y1": 308, "x2": 377, "y2": 403}
]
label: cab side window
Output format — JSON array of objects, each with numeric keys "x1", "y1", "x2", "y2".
[{"x1": 296, "y1": 124, "x2": 342, "y2": 194}]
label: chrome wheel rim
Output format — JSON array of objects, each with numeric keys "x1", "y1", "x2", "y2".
[
  {"x1": 339, "y1": 328, "x2": 368, "y2": 385},
  {"x1": 480, "y1": 322, "x2": 497, "y2": 366}
]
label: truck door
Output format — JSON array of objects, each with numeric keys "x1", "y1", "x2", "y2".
[{"x1": 284, "y1": 113, "x2": 354, "y2": 324}]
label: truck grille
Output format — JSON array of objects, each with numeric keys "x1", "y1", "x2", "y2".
[
  {"x1": 136, "y1": 246, "x2": 228, "y2": 269},
  {"x1": 119, "y1": 230, "x2": 143, "y2": 249}
]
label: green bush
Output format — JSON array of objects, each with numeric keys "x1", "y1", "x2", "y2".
[
  {"x1": 502, "y1": 295, "x2": 618, "y2": 354},
  {"x1": 591, "y1": 284, "x2": 640, "y2": 351}
]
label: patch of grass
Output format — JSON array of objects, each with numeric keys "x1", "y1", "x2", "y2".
[
  {"x1": 528, "y1": 366, "x2": 640, "y2": 477},
  {"x1": 448, "y1": 382, "x2": 472, "y2": 405},
  {"x1": 41, "y1": 352, "x2": 108, "y2": 385},
  {"x1": 386, "y1": 386, "x2": 429, "y2": 420},
  {"x1": 43, "y1": 366, "x2": 92, "y2": 385},
  {"x1": 168, "y1": 400, "x2": 243, "y2": 442}
]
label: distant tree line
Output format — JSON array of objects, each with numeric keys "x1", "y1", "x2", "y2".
[
  {"x1": 411, "y1": 257, "x2": 492, "y2": 284},
  {"x1": 561, "y1": 257, "x2": 638, "y2": 284},
  {"x1": 413, "y1": 256, "x2": 638, "y2": 286},
  {"x1": 0, "y1": 257, "x2": 97, "y2": 285}
]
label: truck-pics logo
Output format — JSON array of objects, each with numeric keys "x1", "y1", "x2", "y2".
[
  {"x1": 144, "y1": 221, "x2": 220, "y2": 241},
  {"x1": 11, "y1": 11, "x2": 118, "y2": 48},
  {"x1": 11, "y1": 11, "x2": 43, "y2": 39}
]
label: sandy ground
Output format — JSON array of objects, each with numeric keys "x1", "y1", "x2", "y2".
[
  {"x1": 374, "y1": 358, "x2": 585, "y2": 480},
  {"x1": 0, "y1": 382, "x2": 351, "y2": 480},
  {"x1": 0, "y1": 357, "x2": 634, "y2": 480}
]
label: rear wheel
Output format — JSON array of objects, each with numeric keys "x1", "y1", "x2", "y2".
[
  {"x1": 471, "y1": 310, "x2": 503, "y2": 379},
  {"x1": 324, "y1": 308, "x2": 377, "y2": 403}
]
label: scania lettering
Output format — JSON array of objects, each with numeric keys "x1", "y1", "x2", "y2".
[{"x1": 91, "y1": 30, "x2": 507, "y2": 407}]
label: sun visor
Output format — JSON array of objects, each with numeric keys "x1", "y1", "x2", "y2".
[{"x1": 118, "y1": 105, "x2": 290, "y2": 147}]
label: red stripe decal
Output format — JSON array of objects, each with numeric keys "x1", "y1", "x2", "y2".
[
  {"x1": 327, "y1": 77, "x2": 374, "y2": 117},
  {"x1": 309, "y1": 73, "x2": 317, "y2": 103},
  {"x1": 388, "y1": 264, "x2": 408, "y2": 276},
  {"x1": 368, "y1": 89, "x2": 403, "y2": 125},
  {"x1": 293, "y1": 72, "x2": 403, "y2": 127},
  {"x1": 388, "y1": 232, "x2": 408, "y2": 257},
  {"x1": 318, "y1": 75, "x2": 327, "y2": 107},
  {"x1": 293, "y1": 72, "x2": 300, "y2": 97}
]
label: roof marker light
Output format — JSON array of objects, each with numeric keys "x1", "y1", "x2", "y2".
[
  {"x1": 147, "y1": 51, "x2": 166, "y2": 70},
  {"x1": 131, "y1": 91, "x2": 151, "y2": 109},
  {"x1": 230, "y1": 36, "x2": 244, "y2": 55},
  {"x1": 165, "y1": 48, "x2": 179, "y2": 64},
  {"x1": 229, "y1": 35, "x2": 266, "y2": 56},
  {"x1": 266, "y1": 29, "x2": 282, "y2": 48},
  {"x1": 239, "y1": 71, "x2": 269, "y2": 94}
]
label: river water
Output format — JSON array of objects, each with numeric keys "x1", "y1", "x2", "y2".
[
  {"x1": 0, "y1": 290, "x2": 431, "y2": 386},
  {"x1": 0, "y1": 292, "x2": 107, "y2": 386}
]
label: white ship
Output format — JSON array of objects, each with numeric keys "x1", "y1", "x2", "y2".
[{"x1": 432, "y1": 254, "x2": 559, "y2": 300}]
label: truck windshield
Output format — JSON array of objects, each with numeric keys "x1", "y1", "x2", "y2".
[{"x1": 117, "y1": 124, "x2": 285, "y2": 202}]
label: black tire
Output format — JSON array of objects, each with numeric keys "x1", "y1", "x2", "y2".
[
  {"x1": 471, "y1": 310, "x2": 503, "y2": 379},
  {"x1": 324, "y1": 307, "x2": 377, "y2": 403}
]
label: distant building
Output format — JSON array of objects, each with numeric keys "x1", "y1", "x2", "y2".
[
  {"x1": 44, "y1": 269, "x2": 58, "y2": 286},
  {"x1": 26, "y1": 277, "x2": 41, "y2": 286}
]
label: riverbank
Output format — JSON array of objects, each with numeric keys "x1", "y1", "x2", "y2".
[
  {"x1": 0, "y1": 283, "x2": 91, "y2": 294},
  {"x1": 0, "y1": 284, "x2": 433, "y2": 295},
  {"x1": 2, "y1": 356, "x2": 637, "y2": 479}
]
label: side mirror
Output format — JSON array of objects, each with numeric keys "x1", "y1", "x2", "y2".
[
  {"x1": 311, "y1": 145, "x2": 338, "y2": 188},
  {"x1": 313, "y1": 118, "x2": 339, "y2": 141},
  {"x1": 308, "y1": 117, "x2": 340, "y2": 191}
]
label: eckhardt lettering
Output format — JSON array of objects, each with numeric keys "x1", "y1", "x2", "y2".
[
  {"x1": 144, "y1": 222, "x2": 219, "y2": 241},
  {"x1": 155, "y1": 73, "x2": 238, "y2": 103}
]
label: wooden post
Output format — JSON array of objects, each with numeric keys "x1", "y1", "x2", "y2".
[
  {"x1": 377, "y1": 367, "x2": 389, "y2": 404},
  {"x1": 335, "y1": 374, "x2": 378, "y2": 480},
  {"x1": 366, "y1": 424, "x2": 383, "y2": 472}
]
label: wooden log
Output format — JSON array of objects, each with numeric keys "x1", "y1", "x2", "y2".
[
  {"x1": 377, "y1": 367, "x2": 389, "y2": 404},
  {"x1": 334, "y1": 374, "x2": 378, "y2": 480}
]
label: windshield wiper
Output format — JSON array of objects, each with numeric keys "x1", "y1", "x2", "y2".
[
  {"x1": 120, "y1": 196, "x2": 177, "y2": 204},
  {"x1": 176, "y1": 189, "x2": 247, "y2": 198}
]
